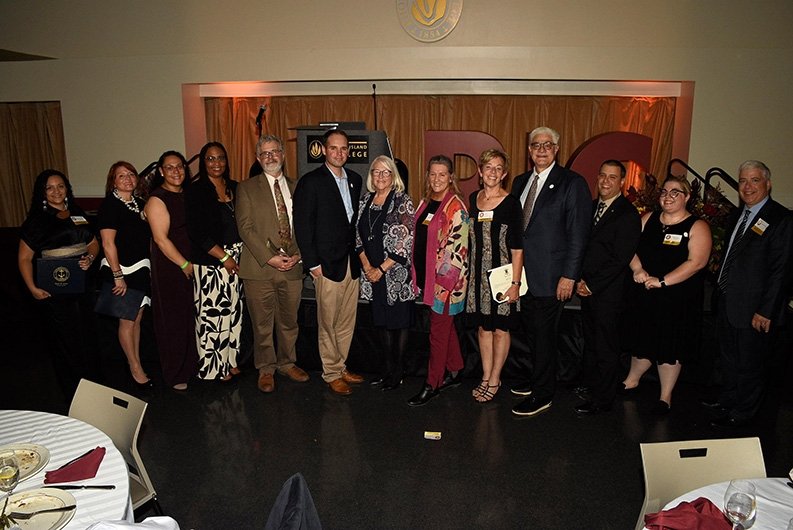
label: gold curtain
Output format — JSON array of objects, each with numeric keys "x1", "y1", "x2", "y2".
[
  {"x1": 0, "y1": 102, "x2": 68, "y2": 227},
  {"x1": 205, "y1": 94, "x2": 675, "y2": 201}
]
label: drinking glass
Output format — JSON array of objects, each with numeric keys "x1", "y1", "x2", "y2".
[
  {"x1": 723, "y1": 479, "x2": 756, "y2": 529},
  {"x1": 0, "y1": 451, "x2": 19, "y2": 521}
]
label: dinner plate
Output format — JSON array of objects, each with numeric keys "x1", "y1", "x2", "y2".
[
  {"x1": 0, "y1": 443, "x2": 50, "y2": 482},
  {"x1": 4, "y1": 488, "x2": 76, "y2": 530}
]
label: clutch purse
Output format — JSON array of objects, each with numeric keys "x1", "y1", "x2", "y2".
[
  {"x1": 36, "y1": 257, "x2": 86, "y2": 294},
  {"x1": 486, "y1": 263, "x2": 528, "y2": 303},
  {"x1": 94, "y1": 282, "x2": 146, "y2": 320}
]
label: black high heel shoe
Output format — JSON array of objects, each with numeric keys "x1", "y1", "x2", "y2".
[{"x1": 131, "y1": 376, "x2": 154, "y2": 389}]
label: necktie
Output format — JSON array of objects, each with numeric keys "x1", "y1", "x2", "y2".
[
  {"x1": 521, "y1": 175, "x2": 539, "y2": 231},
  {"x1": 272, "y1": 178, "x2": 291, "y2": 250},
  {"x1": 717, "y1": 208, "x2": 751, "y2": 292},
  {"x1": 593, "y1": 201, "x2": 607, "y2": 225}
]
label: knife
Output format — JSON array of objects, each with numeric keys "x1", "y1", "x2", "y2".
[
  {"x1": 8, "y1": 504, "x2": 77, "y2": 518},
  {"x1": 46, "y1": 484, "x2": 116, "y2": 490}
]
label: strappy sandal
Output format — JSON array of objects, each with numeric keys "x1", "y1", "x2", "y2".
[
  {"x1": 476, "y1": 383, "x2": 501, "y2": 403},
  {"x1": 472, "y1": 379, "x2": 489, "y2": 398}
]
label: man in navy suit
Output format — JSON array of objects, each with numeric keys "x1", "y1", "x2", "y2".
[
  {"x1": 574, "y1": 160, "x2": 641, "y2": 415},
  {"x1": 293, "y1": 129, "x2": 365, "y2": 395},
  {"x1": 708, "y1": 160, "x2": 793, "y2": 428},
  {"x1": 510, "y1": 126, "x2": 591, "y2": 417}
]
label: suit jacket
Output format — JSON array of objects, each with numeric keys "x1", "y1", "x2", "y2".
[
  {"x1": 581, "y1": 194, "x2": 642, "y2": 301},
  {"x1": 511, "y1": 163, "x2": 591, "y2": 297},
  {"x1": 293, "y1": 164, "x2": 362, "y2": 282},
  {"x1": 236, "y1": 173, "x2": 302, "y2": 281},
  {"x1": 719, "y1": 198, "x2": 793, "y2": 327}
]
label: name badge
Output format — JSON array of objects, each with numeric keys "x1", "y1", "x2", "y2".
[
  {"x1": 70, "y1": 215, "x2": 88, "y2": 225},
  {"x1": 751, "y1": 218, "x2": 769, "y2": 235},
  {"x1": 663, "y1": 234, "x2": 683, "y2": 246},
  {"x1": 478, "y1": 210, "x2": 494, "y2": 222},
  {"x1": 423, "y1": 213, "x2": 434, "y2": 225}
]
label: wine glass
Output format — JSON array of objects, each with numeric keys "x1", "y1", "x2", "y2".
[
  {"x1": 723, "y1": 479, "x2": 756, "y2": 529},
  {"x1": 0, "y1": 451, "x2": 20, "y2": 520}
]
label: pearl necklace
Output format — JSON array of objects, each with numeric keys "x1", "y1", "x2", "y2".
[{"x1": 113, "y1": 189, "x2": 141, "y2": 214}]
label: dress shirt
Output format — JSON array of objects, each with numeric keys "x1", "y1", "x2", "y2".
[
  {"x1": 329, "y1": 164, "x2": 354, "y2": 222},
  {"x1": 264, "y1": 172, "x2": 294, "y2": 233},
  {"x1": 724, "y1": 196, "x2": 769, "y2": 252},
  {"x1": 519, "y1": 161, "x2": 555, "y2": 209}
]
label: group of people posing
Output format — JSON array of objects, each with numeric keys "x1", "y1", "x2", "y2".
[{"x1": 18, "y1": 126, "x2": 792, "y2": 428}]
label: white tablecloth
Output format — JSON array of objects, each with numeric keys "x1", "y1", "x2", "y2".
[
  {"x1": 660, "y1": 477, "x2": 793, "y2": 530},
  {"x1": 0, "y1": 409, "x2": 133, "y2": 528}
]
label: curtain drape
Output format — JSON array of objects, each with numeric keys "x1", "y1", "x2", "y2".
[
  {"x1": 0, "y1": 102, "x2": 68, "y2": 227},
  {"x1": 205, "y1": 94, "x2": 676, "y2": 202}
]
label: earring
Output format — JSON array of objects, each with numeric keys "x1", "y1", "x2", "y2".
[
  {"x1": 64, "y1": 197, "x2": 69, "y2": 209},
  {"x1": 42, "y1": 199, "x2": 47, "y2": 211}
]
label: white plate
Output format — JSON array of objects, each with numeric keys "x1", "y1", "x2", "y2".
[
  {"x1": 0, "y1": 444, "x2": 50, "y2": 482},
  {"x1": 5, "y1": 487, "x2": 76, "y2": 530}
]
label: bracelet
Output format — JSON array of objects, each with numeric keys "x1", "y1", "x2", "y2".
[
  {"x1": 112, "y1": 269, "x2": 124, "y2": 279},
  {"x1": 219, "y1": 253, "x2": 230, "y2": 263},
  {"x1": 511, "y1": 281, "x2": 521, "y2": 286},
  {"x1": 180, "y1": 261, "x2": 190, "y2": 270},
  {"x1": 659, "y1": 276, "x2": 667, "y2": 288},
  {"x1": 86, "y1": 254, "x2": 95, "y2": 263},
  {"x1": 378, "y1": 265, "x2": 386, "y2": 274}
]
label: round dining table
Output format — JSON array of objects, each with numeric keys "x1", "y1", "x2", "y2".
[
  {"x1": 662, "y1": 477, "x2": 793, "y2": 529},
  {"x1": 0, "y1": 409, "x2": 133, "y2": 528}
]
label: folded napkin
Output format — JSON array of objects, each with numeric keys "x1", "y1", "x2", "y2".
[
  {"x1": 44, "y1": 446, "x2": 106, "y2": 484},
  {"x1": 644, "y1": 497, "x2": 731, "y2": 530}
]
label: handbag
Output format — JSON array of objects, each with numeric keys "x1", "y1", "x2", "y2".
[{"x1": 94, "y1": 282, "x2": 146, "y2": 321}]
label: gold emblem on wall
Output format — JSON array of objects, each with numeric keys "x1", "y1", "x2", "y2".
[{"x1": 397, "y1": 0, "x2": 463, "y2": 43}]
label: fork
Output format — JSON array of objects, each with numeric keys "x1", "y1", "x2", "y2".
[{"x1": 7, "y1": 504, "x2": 76, "y2": 519}]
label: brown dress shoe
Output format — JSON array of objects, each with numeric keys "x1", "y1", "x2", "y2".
[
  {"x1": 341, "y1": 370, "x2": 364, "y2": 384},
  {"x1": 257, "y1": 372, "x2": 275, "y2": 393},
  {"x1": 328, "y1": 378, "x2": 352, "y2": 395},
  {"x1": 280, "y1": 365, "x2": 309, "y2": 383}
]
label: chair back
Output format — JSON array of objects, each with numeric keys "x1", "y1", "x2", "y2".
[
  {"x1": 635, "y1": 437, "x2": 766, "y2": 530},
  {"x1": 69, "y1": 378, "x2": 159, "y2": 511}
]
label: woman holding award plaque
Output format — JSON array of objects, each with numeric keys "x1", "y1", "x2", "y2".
[
  {"x1": 18, "y1": 169, "x2": 100, "y2": 398},
  {"x1": 465, "y1": 149, "x2": 524, "y2": 403}
]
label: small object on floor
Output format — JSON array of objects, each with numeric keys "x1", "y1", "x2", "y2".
[
  {"x1": 510, "y1": 382, "x2": 533, "y2": 396},
  {"x1": 370, "y1": 377, "x2": 385, "y2": 386},
  {"x1": 407, "y1": 384, "x2": 437, "y2": 406},
  {"x1": 281, "y1": 365, "x2": 309, "y2": 382},
  {"x1": 172, "y1": 383, "x2": 188, "y2": 392},
  {"x1": 476, "y1": 383, "x2": 501, "y2": 403},
  {"x1": 258, "y1": 372, "x2": 275, "y2": 393},
  {"x1": 512, "y1": 396, "x2": 552, "y2": 417},
  {"x1": 574, "y1": 400, "x2": 611, "y2": 415},
  {"x1": 328, "y1": 378, "x2": 352, "y2": 395},
  {"x1": 423, "y1": 431, "x2": 441, "y2": 440},
  {"x1": 438, "y1": 371, "x2": 462, "y2": 392},
  {"x1": 472, "y1": 379, "x2": 488, "y2": 398},
  {"x1": 341, "y1": 370, "x2": 364, "y2": 384},
  {"x1": 646, "y1": 400, "x2": 671, "y2": 415},
  {"x1": 710, "y1": 416, "x2": 750, "y2": 430},
  {"x1": 617, "y1": 384, "x2": 639, "y2": 397}
]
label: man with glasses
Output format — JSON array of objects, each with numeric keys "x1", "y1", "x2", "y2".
[
  {"x1": 707, "y1": 160, "x2": 793, "y2": 428},
  {"x1": 510, "y1": 126, "x2": 591, "y2": 417},
  {"x1": 236, "y1": 134, "x2": 309, "y2": 394},
  {"x1": 293, "y1": 129, "x2": 364, "y2": 395}
]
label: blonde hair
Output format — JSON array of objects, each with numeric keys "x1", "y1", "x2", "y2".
[{"x1": 366, "y1": 155, "x2": 405, "y2": 193}]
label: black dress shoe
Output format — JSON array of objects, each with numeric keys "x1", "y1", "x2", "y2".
[
  {"x1": 512, "y1": 396, "x2": 552, "y2": 416},
  {"x1": 699, "y1": 397, "x2": 724, "y2": 409},
  {"x1": 574, "y1": 400, "x2": 611, "y2": 415},
  {"x1": 438, "y1": 371, "x2": 462, "y2": 392},
  {"x1": 616, "y1": 384, "x2": 639, "y2": 397},
  {"x1": 644, "y1": 400, "x2": 670, "y2": 416},
  {"x1": 382, "y1": 379, "x2": 403, "y2": 391},
  {"x1": 370, "y1": 377, "x2": 386, "y2": 386},
  {"x1": 573, "y1": 385, "x2": 591, "y2": 400},
  {"x1": 407, "y1": 384, "x2": 438, "y2": 406},
  {"x1": 510, "y1": 382, "x2": 533, "y2": 396},
  {"x1": 710, "y1": 416, "x2": 751, "y2": 430}
]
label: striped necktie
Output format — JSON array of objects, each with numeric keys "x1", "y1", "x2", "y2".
[
  {"x1": 717, "y1": 208, "x2": 751, "y2": 292},
  {"x1": 593, "y1": 201, "x2": 606, "y2": 225}
]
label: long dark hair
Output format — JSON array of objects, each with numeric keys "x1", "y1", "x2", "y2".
[
  {"x1": 27, "y1": 169, "x2": 77, "y2": 217},
  {"x1": 196, "y1": 142, "x2": 231, "y2": 182},
  {"x1": 149, "y1": 150, "x2": 191, "y2": 191}
]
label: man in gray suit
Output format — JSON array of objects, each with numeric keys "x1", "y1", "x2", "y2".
[{"x1": 236, "y1": 134, "x2": 309, "y2": 393}]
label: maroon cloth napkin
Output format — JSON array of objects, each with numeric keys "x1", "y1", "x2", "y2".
[
  {"x1": 44, "y1": 446, "x2": 106, "y2": 484},
  {"x1": 644, "y1": 497, "x2": 731, "y2": 530}
]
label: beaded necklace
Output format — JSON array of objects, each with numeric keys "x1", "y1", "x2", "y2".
[{"x1": 113, "y1": 189, "x2": 141, "y2": 214}]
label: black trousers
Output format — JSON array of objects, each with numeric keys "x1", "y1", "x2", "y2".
[
  {"x1": 520, "y1": 293, "x2": 565, "y2": 402},
  {"x1": 581, "y1": 294, "x2": 622, "y2": 407}
]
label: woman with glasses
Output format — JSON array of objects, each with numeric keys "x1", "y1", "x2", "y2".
[
  {"x1": 355, "y1": 155, "x2": 415, "y2": 391},
  {"x1": 97, "y1": 161, "x2": 152, "y2": 388},
  {"x1": 622, "y1": 176, "x2": 711, "y2": 414},
  {"x1": 144, "y1": 151, "x2": 198, "y2": 391},
  {"x1": 185, "y1": 141, "x2": 244, "y2": 382}
]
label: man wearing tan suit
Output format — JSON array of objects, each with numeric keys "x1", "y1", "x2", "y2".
[{"x1": 237, "y1": 134, "x2": 309, "y2": 393}]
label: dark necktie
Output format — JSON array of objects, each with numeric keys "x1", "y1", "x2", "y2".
[
  {"x1": 521, "y1": 175, "x2": 539, "y2": 231},
  {"x1": 272, "y1": 178, "x2": 292, "y2": 250},
  {"x1": 593, "y1": 201, "x2": 606, "y2": 225},
  {"x1": 718, "y1": 208, "x2": 751, "y2": 292}
]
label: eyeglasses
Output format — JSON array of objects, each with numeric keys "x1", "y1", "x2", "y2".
[
  {"x1": 162, "y1": 164, "x2": 184, "y2": 172},
  {"x1": 257, "y1": 150, "x2": 282, "y2": 160},
  {"x1": 659, "y1": 189, "x2": 686, "y2": 199},
  {"x1": 371, "y1": 169, "x2": 392, "y2": 178},
  {"x1": 529, "y1": 141, "x2": 557, "y2": 152},
  {"x1": 205, "y1": 155, "x2": 226, "y2": 162}
]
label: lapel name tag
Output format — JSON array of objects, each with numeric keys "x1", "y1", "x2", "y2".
[
  {"x1": 70, "y1": 215, "x2": 88, "y2": 225},
  {"x1": 478, "y1": 210, "x2": 494, "y2": 222},
  {"x1": 423, "y1": 213, "x2": 434, "y2": 225},
  {"x1": 751, "y1": 218, "x2": 769, "y2": 235},
  {"x1": 663, "y1": 234, "x2": 683, "y2": 246}
]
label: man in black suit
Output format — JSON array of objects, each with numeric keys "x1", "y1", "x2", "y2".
[
  {"x1": 293, "y1": 129, "x2": 365, "y2": 395},
  {"x1": 573, "y1": 160, "x2": 641, "y2": 415},
  {"x1": 708, "y1": 160, "x2": 793, "y2": 428},
  {"x1": 510, "y1": 126, "x2": 591, "y2": 417}
]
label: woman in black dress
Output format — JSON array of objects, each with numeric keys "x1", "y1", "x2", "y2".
[
  {"x1": 356, "y1": 155, "x2": 415, "y2": 390},
  {"x1": 623, "y1": 176, "x2": 712, "y2": 414},
  {"x1": 185, "y1": 141, "x2": 243, "y2": 382},
  {"x1": 144, "y1": 151, "x2": 198, "y2": 391},
  {"x1": 465, "y1": 149, "x2": 523, "y2": 402},
  {"x1": 98, "y1": 161, "x2": 152, "y2": 387},
  {"x1": 18, "y1": 169, "x2": 100, "y2": 398}
]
